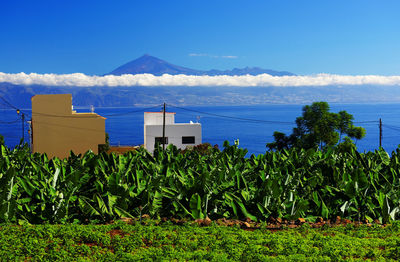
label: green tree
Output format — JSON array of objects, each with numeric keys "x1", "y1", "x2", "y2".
[{"x1": 267, "y1": 102, "x2": 366, "y2": 151}]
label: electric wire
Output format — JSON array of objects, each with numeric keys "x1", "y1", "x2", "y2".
[
  {"x1": 168, "y1": 104, "x2": 295, "y2": 125},
  {"x1": 384, "y1": 124, "x2": 400, "y2": 129},
  {"x1": 102, "y1": 105, "x2": 163, "y2": 117},
  {"x1": 27, "y1": 105, "x2": 163, "y2": 118},
  {"x1": 381, "y1": 136, "x2": 400, "y2": 139},
  {"x1": 0, "y1": 96, "x2": 32, "y2": 118},
  {"x1": 0, "y1": 96, "x2": 387, "y2": 124},
  {"x1": 0, "y1": 100, "x2": 12, "y2": 109},
  {"x1": 0, "y1": 119, "x2": 20, "y2": 124},
  {"x1": 0, "y1": 96, "x2": 18, "y2": 110},
  {"x1": 354, "y1": 121, "x2": 379, "y2": 124},
  {"x1": 1, "y1": 96, "x2": 162, "y2": 119},
  {"x1": 0, "y1": 94, "x2": 396, "y2": 153},
  {"x1": 384, "y1": 125, "x2": 400, "y2": 133}
]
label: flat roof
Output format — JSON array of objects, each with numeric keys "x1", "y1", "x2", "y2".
[
  {"x1": 144, "y1": 112, "x2": 176, "y2": 114},
  {"x1": 72, "y1": 112, "x2": 106, "y2": 119},
  {"x1": 145, "y1": 123, "x2": 201, "y2": 126}
]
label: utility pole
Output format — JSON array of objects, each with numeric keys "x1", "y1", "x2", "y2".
[
  {"x1": 162, "y1": 103, "x2": 166, "y2": 150},
  {"x1": 379, "y1": 118, "x2": 382, "y2": 148},
  {"x1": 28, "y1": 119, "x2": 32, "y2": 151},
  {"x1": 17, "y1": 109, "x2": 24, "y2": 142},
  {"x1": 21, "y1": 113, "x2": 25, "y2": 142}
]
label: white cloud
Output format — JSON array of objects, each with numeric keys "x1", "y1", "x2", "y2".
[
  {"x1": 188, "y1": 53, "x2": 208, "y2": 57},
  {"x1": 220, "y1": 55, "x2": 238, "y2": 59},
  {"x1": 1, "y1": 72, "x2": 400, "y2": 87},
  {"x1": 188, "y1": 53, "x2": 238, "y2": 59}
]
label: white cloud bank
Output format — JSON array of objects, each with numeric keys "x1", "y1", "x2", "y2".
[{"x1": 1, "y1": 72, "x2": 400, "y2": 87}]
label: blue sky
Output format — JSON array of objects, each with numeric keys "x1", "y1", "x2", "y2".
[{"x1": 0, "y1": 0, "x2": 399, "y2": 75}]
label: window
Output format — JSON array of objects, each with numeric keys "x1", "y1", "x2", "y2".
[
  {"x1": 155, "y1": 137, "x2": 168, "y2": 145},
  {"x1": 182, "y1": 136, "x2": 195, "y2": 144}
]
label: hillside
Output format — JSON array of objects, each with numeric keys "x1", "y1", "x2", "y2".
[{"x1": 3, "y1": 81, "x2": 400, "y2": 109}]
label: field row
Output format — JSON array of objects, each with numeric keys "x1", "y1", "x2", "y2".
[
  {"x1": 1, "y1": 222, "x2": 400, "y2": 261},
  {"x1": 1, "y1": 142, "x2": 400, "y2": 224}
]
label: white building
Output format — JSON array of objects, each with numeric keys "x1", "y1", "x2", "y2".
[{"x1": 144, "y1": 112, "x2": 201, "y2": 153}]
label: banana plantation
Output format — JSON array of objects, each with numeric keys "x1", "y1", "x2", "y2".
[{"x1": 1, "y1": 141, "x2": 400, "y2": 224}]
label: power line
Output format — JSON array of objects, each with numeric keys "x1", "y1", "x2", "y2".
[
  {"x1": 168, "y1": 104, "x2": 295, "y2": 125},
  {"x1": 0, "y1": 96, "x2": 18, "y2": 110},
  {"x1": 0, "y1": 96, "x2": 385, "y2": 124},
  {"x1": 0, "y1": 96, "x2": 32, "y2": 119},
  {"x1": 0, "y1": 100, "x2": 12, "y2": 109},
  {"x1": 1, "y1": 96, "x2": 162, "y2": 119},
  {"x1": 384, "y1": 124, "x2": 400, "y2": 129},
  {"x1": 0, "y1": 119, "x2": 20, "y2": 124},
  {"x1": 102, "y1": 105, "x2": 163, "y2": 117},
  {"x1": 381, "y1": 136, "x2": 400, "y2": 139},
  {"x1": 28, "y1": 105, "x2": 163, "y2": 118},
  {"x1": 354, "y1": 120, "x2": 379, "y2": 124},
  {"x1": 384, "y1": 125, "x2": 400, "y2": 133}
]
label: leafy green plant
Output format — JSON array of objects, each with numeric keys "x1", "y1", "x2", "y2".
[{"x1": 1, "y1": 137, "x2": 400, "y2": 224}]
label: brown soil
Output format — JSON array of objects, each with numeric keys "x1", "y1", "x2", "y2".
[{"x1": 112, "y1": 215, "x2": 385, "y2": 231}]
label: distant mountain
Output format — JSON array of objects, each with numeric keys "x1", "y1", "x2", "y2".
[
  {"x1": 5, "y1": 55, "x2": 400, "y2": 109},
  {"x1": 107, "y1": 54, "x2": 201, "y2": 76},
  {"x1": 107, "y1": 54, "x2": 295, "y2": 76},
  {"x1": 205, "y1": 67, "x2": 295, "y2": 76}
]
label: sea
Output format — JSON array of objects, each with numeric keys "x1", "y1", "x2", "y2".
[{"x1": 1, "y1": 103, "x2": 400, "y2": 156}]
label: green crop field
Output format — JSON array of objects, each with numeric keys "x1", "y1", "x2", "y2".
[
  {"x1": 1, "y1": 222, "x2": 400, "y2": 261},
  {"x1": 2, "y1": 140, "x2": 400, "y2": 260},
  {"x1": 2, "y1": 142, "x2": 400, "y2": 224}
]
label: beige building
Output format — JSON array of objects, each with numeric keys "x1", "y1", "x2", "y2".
[{"x1": 31, "y1": 94, "x2": 106, "y2": 159}]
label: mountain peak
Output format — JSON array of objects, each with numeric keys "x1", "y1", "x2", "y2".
[
  {"x1": 131, "y1": 54, "x2": 164, "y2": 65},
  {"x1": 107, "y1": 55, "x2": 295, "y2": 76},
  {"x1": 138, "y1": 54, "x2": 158, "y2": 60},
  {"x1": 107, "y1": 55, "x2": 200, "y2": 76}
]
